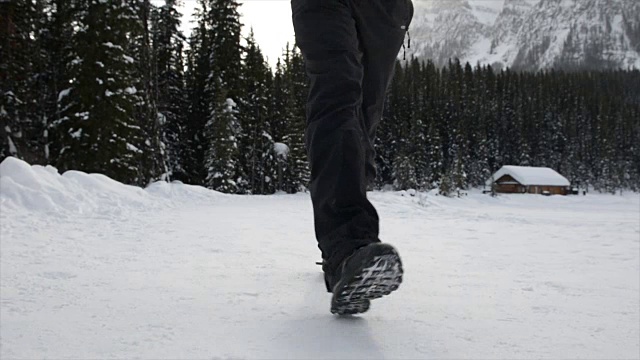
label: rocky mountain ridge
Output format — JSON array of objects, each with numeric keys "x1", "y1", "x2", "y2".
[{"x1": 407, "y1": 0, "x2": 640, "y2": 71}]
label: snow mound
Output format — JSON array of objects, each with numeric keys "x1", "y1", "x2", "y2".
[
  {"x1": 0, "y1": 157, "x2": 223, "y2": 216},
  {"x1": 273, "y1": 142, "x2": 289, "y2": 158},
  {"x1": 1, "y1": 159, "x2": 638, "y2": 359}
]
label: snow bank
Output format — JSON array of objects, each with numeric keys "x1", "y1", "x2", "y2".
[
  {"x1": 0, "y1": 157, "x2": 223, "y2": 216},
  {"x1": 1, "y1": 158, "x2": 638, "y2": 359}
]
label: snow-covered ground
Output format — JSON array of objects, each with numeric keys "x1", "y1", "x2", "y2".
[{"x1": 1, "y1": 157, "x2": 639, "y2": 359}]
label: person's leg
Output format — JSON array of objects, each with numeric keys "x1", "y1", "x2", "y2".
[
  {"x1": 354, "y1": 0, "x2": 414, "y2": 184},
  {"x1": 292, "y1": 0, "x2": 379, "y2": 275}
]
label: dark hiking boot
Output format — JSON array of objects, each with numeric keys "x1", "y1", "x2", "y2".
[{"x1": 325, "y1": 243, "x2": 403, "y2": 315}]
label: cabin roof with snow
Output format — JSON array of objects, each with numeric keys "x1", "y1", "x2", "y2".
[{"x1": 486, "y1": 166, "x2": 570, "y2": 187}]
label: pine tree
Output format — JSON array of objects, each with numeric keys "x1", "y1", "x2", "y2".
[
  {"x1": 54, "y1": 0, "x2": 146, "y2": 185},
  {"x1": 374, "y1": 100, "x2": 393, "y2": 189},
  {"x1": 207, "y1": 0, "x2": 243, "y2": 100},
  {"x1": 393, "y1": 58, "x2": 425, "y2": 190},
  {"x1": 0, "y1": 0, "x2": 46, "y2": 163},
  {"x1": 386, "y1": 60, "x2": 410, "y2": 190},
  {"x1": 130, "y1": 0, "x2": 165, "y2": 184},
  {"x1": 239, "y1": 30, "x2": 276, "y2": 194},
  {"x1": 408, "y1": 58, "x2": 429, "y2": 190},
  {"x1": 269, "y1": 57, "x2": 292, "y2": 192},
  {"x1": 451, "y1": 149, "x2": 466, "y2": 194},
  {"x1": 426, "y1": 120, "x2": 444, "y2": 188},
  {"x1": 281, "y1": 45, "x2": 309, "y2": 193},
  {"x1": 374, "y1": 63, "x2": 399, "y2": 189},
  {"x1": 184, "y1": 0, "x2": 245, "y2": 189},
  {"x1": 183, "y1": 8, "x2": 210, "y2": 185},
  {"x1": 204, "y1": 90, "x2": 240, "y2": 193},
  {"x1": 438, "y1": 168, "x2": 454, "y2": 197},
  {"x1": 41, "y1": 0, "x2": 76, "y2": 165},
  {"x1": 153, "y1": 0, "x2": 187, "y2": 181},
  {"x1": 204, "y1": 0, "x2": 245, "y2": 192}
]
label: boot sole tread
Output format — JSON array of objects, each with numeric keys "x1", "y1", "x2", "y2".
[{"x1": 330, "y1": 253, "x2": 403, "y2": 315}]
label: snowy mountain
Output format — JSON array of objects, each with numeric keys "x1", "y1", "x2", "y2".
[
  {"x1": 408, "y1": 0, "x2": 640, "y2": 70},
  {"x1": 2, "y1": 157, "x2": 639, "y2": 358}
]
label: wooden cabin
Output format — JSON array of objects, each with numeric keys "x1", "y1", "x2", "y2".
[{"x1": 486, "y1": 166, "x2": 570, "y2": 195}]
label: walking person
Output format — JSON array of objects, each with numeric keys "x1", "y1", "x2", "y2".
[{"x1": 291, "y1": 0, "x2": 414, "y2": 314}]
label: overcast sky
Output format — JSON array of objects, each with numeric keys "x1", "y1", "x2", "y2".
[
  {"x1": 151, "y1": 0, "x2": 295, "y2": 68},
  {"x1": 237, "y1": 0, "x2": 296, "y2": 66}
]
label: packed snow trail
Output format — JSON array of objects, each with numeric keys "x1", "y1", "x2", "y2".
[{"x1": 1, "y1": 157, "x2": 639, "y2": 359}]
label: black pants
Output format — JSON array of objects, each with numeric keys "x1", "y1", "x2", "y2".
[{"x1": 292, "y1": 0, "x2": 413, "y2": 272}]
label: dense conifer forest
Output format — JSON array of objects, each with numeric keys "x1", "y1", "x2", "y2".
[{"x1": 2, "y1": 0, "x2": 638, "y2": 194}]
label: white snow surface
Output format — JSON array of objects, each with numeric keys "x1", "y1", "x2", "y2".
[
  {"x1": 1, "y1": 157, "x2": 639, "y2": 359},
  {"x1": 273, "y1": 142, "x2": 289, "y2": 158},
  {"x1": 487, "y1": 165, "x2": 571, "y2": 187},
  {"x1": 57, "y1": 88, "x2": 72, "y2": 102}
]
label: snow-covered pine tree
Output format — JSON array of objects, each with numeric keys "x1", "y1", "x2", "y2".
[
  {"x1": 438, "y1": 61, "x2": 456, "y2": 181},
  {"x1": 408, "y1": 57, "x2": 429, "y2": 190},
  {"x1": 281, "y1": 45, "x2": 310, "y2": 193},
  {"x1": 374, "y1": 88, "x2": 395, "y2": 189},
  {"x1": 393, "y1": 154, "x2": 417, "y2": 190},
  {"x1": 203, "y1": 0, "x2": 245, "y2": 192},
  {"x1": 496, "y1": 68, "x2": 521, "y2": 167},
  {"x1": 207, "y1": 0, "x2": 243, "y2": 100},
  {"x1": 464, "y1": 63, "x2": 490, "y2": 187},
  {"x1": 239, "y1": 30, "x2": 276, "y2": 194},
  {"x1": 26, "y1": 0, "x2": 53, "y2": 165},
  {"x1": 129, "y1": 0, "x2": 165, "y2": 184},
  {"x1": 438, "y1": 167, "x2": 454, "y2": 197},
  {"x1": 482, "y1": 65, "x2": 502, "y2": 174},
  {"x1": 387, "y1": 60, "x2": 411, "y2": 190},
  {"x1": 204, "y1": 89, "x2": 240, "y2": 193},
  {"x1": 269, "y1": 57, "x2": 293, "y2": 192},
  {"x1": 620, "y1": 104, "x2": 639, "y2": 192},
  {"x1": 456, "y1": 62, "x2": 476, "y2": 186},
  {"x1": 0, "y1": 0, "x2": 46, "y2": 163},
  {"x1": 152, "y1": 0, "x2": 187, "y2": 182},
  {"x1": 183, "y1": 7, "x2": 211, "y2": 185},
  {"x1": 450, "y1": 147, "x2": 466, "y2": 194},
  {"x1": 184, "y1": 0, "x2": 245, "y2": 189},
  {"x1": 426, "y1": 118, "x2": 444, "y2": 188},
  {"x1": 451, "y1": 129, "x2": 468, "y2": 191},
  {"x1": 393, "y1": 58, "x2": 422, "y2": 190},
  {"x1": 40, "y1": 0, "x2": 76, "y2": 166},
  {"x1": 54, "y1": 0, "x2": 146, "y2": 185},
  {"x1": 537, "y1": 107, "x2": 562, "y2": 170},
  {"x1": 374, "y1": 61, "x2": 397, "y2": 188},
  {"x1": 269, "y1": 58, "x2": 288, "y2": 143}
]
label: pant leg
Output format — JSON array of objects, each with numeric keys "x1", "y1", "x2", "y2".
[
  {"x1": 353, "y1": 0, "x2": 414, "y2": 183},
  {"x1": 292, "y1": 0, "x2": 378, "y2": 272},
  {"x1": 291, "y1": 0, "x2": 413, "y2": 272}
]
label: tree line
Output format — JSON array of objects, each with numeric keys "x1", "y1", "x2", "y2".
[
  {"x1": 2, "y1": 0, "x2": 638, "y2": 194},
  {"x1": 1, "y1": 0, "x2": 309, "y2": 194},
  {"x1": 382, "y1": 59, "x2": 640, "y2": 194}
]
